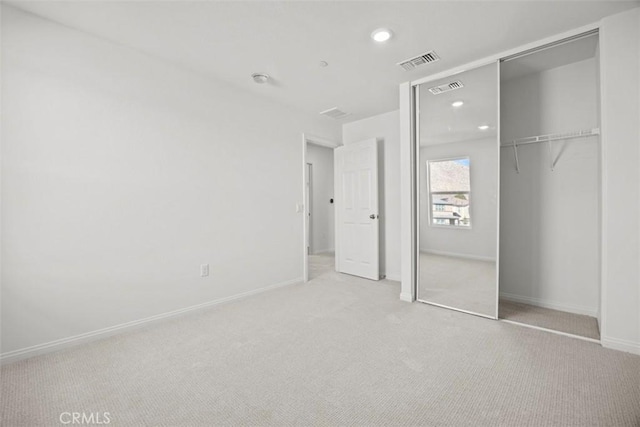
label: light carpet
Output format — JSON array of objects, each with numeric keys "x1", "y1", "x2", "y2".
[
  {"x1": 419, "y1": 252, "x2": 497, "y2": 317},
  {"x1": 2, "y1": 262, "x2": 639, "y2": 426},
  {"x1": 499, "y1": 299, "x2": 601, "y2": 340},
  {"x1": 309, "y1": 252, "x2": 334, "y2": 280}
]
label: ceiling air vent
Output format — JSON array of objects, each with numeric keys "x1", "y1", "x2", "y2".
[
  {"x1": 397, "y1": 50, "x2": 440, "y2": 71},
  {"x1": 320, "y1": 107, "x2": 350, "y2": 120},
  {"x1": 428, "y1": 80, "x2": 465, "y2": 95}
]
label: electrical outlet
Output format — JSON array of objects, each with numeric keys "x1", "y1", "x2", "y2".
[{"x1": 200, "y1": 264, "x2": 209, "y2": 277}]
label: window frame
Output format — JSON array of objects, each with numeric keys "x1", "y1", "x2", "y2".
[{"x1": 426, "y1": 156, "x2": 473, "y2": 230}]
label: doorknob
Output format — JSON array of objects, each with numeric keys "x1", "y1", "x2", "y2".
[{"x1": 369, "y1": 214, "x2": 378, "y2": 219}]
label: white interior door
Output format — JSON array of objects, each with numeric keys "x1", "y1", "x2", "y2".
[{"x1": 335, "y1": 138, "x2": 379, "y2": 280}]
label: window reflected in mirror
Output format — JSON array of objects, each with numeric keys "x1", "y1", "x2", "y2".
[{"x1": 428, "y1": 158, "x2": 471, "y2": 227}]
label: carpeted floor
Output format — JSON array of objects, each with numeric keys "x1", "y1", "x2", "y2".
[
  {"x1": 309, "y1": 252, "x2": 335, "y2": 280},
  {"x1": 499, "y1": 299, "x2": 601, "y2": 340},
  {"x1": 419, "y1": 252, "x2": 497, "y2": 317},
  {"x1": 2, "y1": 263, "x2": 639, "y2": 426}
]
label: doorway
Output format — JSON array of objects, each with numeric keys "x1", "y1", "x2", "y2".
[
  {"x1": 497, "y1": 31, "x2": 601, "y2": 341},
  {"x1": 302, "y1": 134, "x2": 341, "y2": 282}
]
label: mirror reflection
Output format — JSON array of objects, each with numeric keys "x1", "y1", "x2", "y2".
[
  {"x1": 428, "y1": 158, "x2": 471, "y2": 227},
  {"x1": 417, "y1": 62, "x2": 499, "y2": 318}
]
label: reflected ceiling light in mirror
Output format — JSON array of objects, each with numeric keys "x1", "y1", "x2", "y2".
[
  {"x1": 478, "y1": 125, "x2": 490, "y2": 130},
  {"x1": 371, "y1": 28, "x2": 393, "y2": 42},
  {"x1": 451, "y1": 101, "x2": 464, "y2": 108}
]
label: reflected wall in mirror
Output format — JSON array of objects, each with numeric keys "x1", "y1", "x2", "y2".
[{"x1": 417, "y1": 62, "x2": 499, "y2": 318}]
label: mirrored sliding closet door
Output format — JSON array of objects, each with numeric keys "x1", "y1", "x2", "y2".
[{"x1": 416, "y1": 62, "x2": 500, "y2": 318}]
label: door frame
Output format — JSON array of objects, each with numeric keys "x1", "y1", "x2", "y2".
[
  {"x1": 302, "y1": 134, "x2": 341, "y2": 283},
  {"x1": 306, "y1": 163, "x2": 312, "y2": 255}
]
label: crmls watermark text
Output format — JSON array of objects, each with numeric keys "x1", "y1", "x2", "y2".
[{"x1": 59, "y1": 412, "x2": 111, "y2": 425}]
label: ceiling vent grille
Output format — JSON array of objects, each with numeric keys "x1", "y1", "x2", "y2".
[
  {"x1": 320, "y1": 107, "x2": 350, "y2": 120},
  {"x1": 397, "y1": 50, "x2": 440, "y2": 71},
  {"x1": 428, "y1": 80, "x2": 465, "y2": 95}
]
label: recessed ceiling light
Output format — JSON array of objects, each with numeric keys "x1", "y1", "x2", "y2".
[
  {"x1": 251, "y1": 73, "x2": 269, "y2": 84},
  {"x1": 452, "y1": 101, "x2": 464, "y2": 108},
  {"x1": 371, "y1": 28, "x2": 393, "y2": 42},
  {"x1": 478, "y1": 125, "x2": 490, "y2": 130}
]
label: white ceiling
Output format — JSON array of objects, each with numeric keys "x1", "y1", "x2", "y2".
[
  {"x1": 8, "y1": 1, "x2": 638, "y2": 123},
  {"x1": 419, "y1": 62, "x2": 498, "y2": 146}
]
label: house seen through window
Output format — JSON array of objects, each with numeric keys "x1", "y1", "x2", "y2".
[{"x1": 428, "y1": 158, "x2": 471, "y2": 227}]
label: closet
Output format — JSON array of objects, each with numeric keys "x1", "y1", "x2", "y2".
[
  {"x1": 414, "y1": 31, "x2": 602, "y2": 341},
  {"x1": 498, "y1": 32, "x2": 601, "y2": 340}
]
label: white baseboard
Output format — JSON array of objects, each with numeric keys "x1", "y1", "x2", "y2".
[
  {"x1": 400, "y1": 292, "x2": 414, "y2": 302},
  {"x1": 1, "y1": 277, "x2": 302, "y2": 365},
  {"x1": 311, "y1": 249, "x2": 334, "y2": 255},
  {"x1": 499, "y1": 292, "x2": 598, "y2": 317},
  {"x1": 385, "y1": 272, "x2": 401, "y2": 282},
  {"x1": 420, "y1": 249, "x2": 495, "y2": 263},
  {"x1": 601, "y1": 336, "x2": 640, "y2": 355}
]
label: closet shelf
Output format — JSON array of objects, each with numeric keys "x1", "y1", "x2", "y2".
[
  {"x1": 500, "y1": 128, "x2": 600, "y2": 148},
  {"x1": 501, "y1": 128, "x2": 600, "y2": 173}
]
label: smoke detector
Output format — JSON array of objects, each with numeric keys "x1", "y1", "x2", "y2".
[{"x1": 251, "y1": 73, "x2": 269, "y2": 84}]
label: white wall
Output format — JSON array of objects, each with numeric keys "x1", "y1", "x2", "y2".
[
  {"x1": 306, "y1": 143, "x2": 334, "y2": 254},
  {"x1": 599, "y1": 7, "x2": 640, "y2": 354},
  {"x1": 419, "y1": 138, "x2": 499, "y2": 261},
  {"x1": 501, "y1": 59, "x2": 599, "y2": 141},
  {"x1": 342, "y1": 111, "x2": 400, "y2": 281},
  {"x1": 499, "y1": 58, "x2": 600, "y2": 316},
  {"x1": 0, "y1": 6, "x2": 340, "y2": 357}
]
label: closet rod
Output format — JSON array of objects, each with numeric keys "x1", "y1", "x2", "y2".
[{"x1": 500, "y1": 128, "x2": 600, "y2": 148}]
